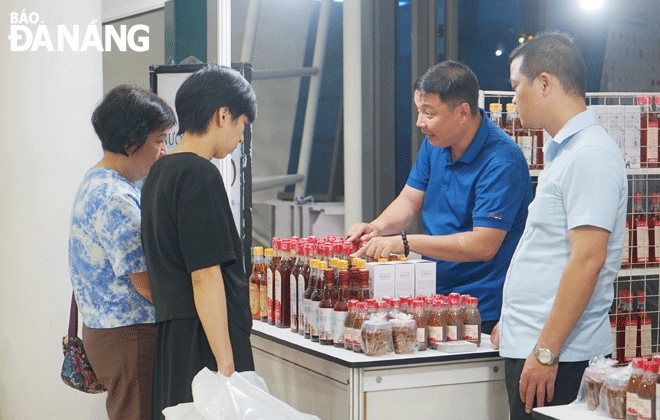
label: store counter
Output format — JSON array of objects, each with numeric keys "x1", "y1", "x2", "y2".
[{"x1": 250, "y1": 321, "x2": 508, "y2": 420}]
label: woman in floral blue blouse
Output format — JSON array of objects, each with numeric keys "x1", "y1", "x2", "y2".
[{"x1": 68, "y1": 85, "x2": 175, "y2": 420}]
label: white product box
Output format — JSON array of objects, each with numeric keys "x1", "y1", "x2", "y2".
[
  {"x1": 365, "y1": 262, "x2": 395, "y2": 300},
  {"x1": 413, "y1": 260, "x2": 436, "y2": 297},
  {"x1": 392, "y1": 261, "x2": 415, "y2": 298}
]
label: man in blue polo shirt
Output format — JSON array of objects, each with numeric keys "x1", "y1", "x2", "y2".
[
  {"x1": 491, "y1": 32, "x2": 627, "y2": 419},
  {"x1": 347, "y1": 61, "x2": 533, "y2": 334}
]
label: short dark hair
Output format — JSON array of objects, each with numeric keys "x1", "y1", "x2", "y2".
[
  {"x1": 509, "y1": 31, "x2": 586, "y2": 98},
  {"x1": 91, "y1": 85, "x2": 176, "y2": 156},
  {"x1": 175, "y1": 64, "x2": 257, "y2": 136},
  {"x1": 414, "y1": 61, "x2": 480, "y2": 116}
]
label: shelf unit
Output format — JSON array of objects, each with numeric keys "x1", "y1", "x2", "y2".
[{"x1": 481, "y1": 90, "x2": 660, "y2": 360}]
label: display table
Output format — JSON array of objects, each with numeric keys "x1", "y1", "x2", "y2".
[
  {"x1": 250, "y1": 321, "x2": 509, "y2": 420},
  {"x1": 533, "y1": 403, "x2": 611, "y2": 419}
]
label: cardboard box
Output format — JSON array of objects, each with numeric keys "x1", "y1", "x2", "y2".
[
  {"x1": 365, "y1": 262, "x2": 395, "y2": 300},
  {"x1": 413, "y1": 259, "x2": 436, "y2": 297}
]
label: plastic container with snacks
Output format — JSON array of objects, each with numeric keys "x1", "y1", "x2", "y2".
[
  {"x1": 600, "y1": 367, "x2": 631, "y2": 419},
  {"x1": 389, "y1": 315, "x2": 419, "y2": 354},
  {"x1": 572, "y1": 355, "x2": 618, "y2": 412},
  {"x1": 361, "y1": 316, "x2": 394, "y2": 356}
]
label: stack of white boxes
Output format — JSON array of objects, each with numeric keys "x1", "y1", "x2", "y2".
[{"x1": 366, "y1": 259, "x2": 436, "y2": 299}]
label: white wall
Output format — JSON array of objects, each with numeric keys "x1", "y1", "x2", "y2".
[{"x1": 0, "y1": 0, "x2": 108, "y2": 418}]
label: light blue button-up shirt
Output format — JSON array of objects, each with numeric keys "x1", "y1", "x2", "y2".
[{"x1": 499, "y1": 109, "x2": 627, "y2": 361}]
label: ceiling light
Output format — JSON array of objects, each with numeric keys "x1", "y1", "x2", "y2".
[{"x1": 580, "y1": 0, "x2": 603, "y2": 10}]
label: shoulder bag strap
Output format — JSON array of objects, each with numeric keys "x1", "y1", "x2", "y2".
[{"x1": 68, "y1": 292, "x2": 78, "y2": 338}]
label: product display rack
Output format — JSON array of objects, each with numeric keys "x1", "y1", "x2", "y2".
[{"x1": 482, "y1": 90, "x2": 660, "y2": 361}]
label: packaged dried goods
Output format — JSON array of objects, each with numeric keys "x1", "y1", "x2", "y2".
[
  {"x1": 601, "y1": 367, "x2": 631, "y2": 419},
  {"x1": 572, "y1": 355, "x2": 617, "y2": 412},
  {"x1": 389, "y1": 315, "x2": 419, "y2": 354},
  {"x1": 361, "y1": 317, "x2": 394, "y2": 356}
]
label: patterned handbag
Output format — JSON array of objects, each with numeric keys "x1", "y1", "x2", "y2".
[{"x1": 61, "y1": 293, "x2": 107, "y2": 394}]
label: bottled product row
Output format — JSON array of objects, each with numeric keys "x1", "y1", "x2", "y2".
[
  {"x1": 487, "y1": 95, "x2": 660, "y2": 170},
  {"x1": 248, "y1": 235, "x2": 483, "y2": 357},
  {"x1": 248, "y1": 235, "x2": 435, "y2": 331},
  {"x1": 581, "y1": 356, "x2": 660, "y2": 419},
  {"x1": 610, "y1": 290, "x2": 653, "y2": 364}
]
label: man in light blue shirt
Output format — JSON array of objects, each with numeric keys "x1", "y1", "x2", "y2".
[{"x1": 491, "y1": 32, "x2": 627, "y2": 418}]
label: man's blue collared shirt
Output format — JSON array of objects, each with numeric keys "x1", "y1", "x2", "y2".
[{"x1": 407, "y1": 109, "x2": 533, "y2": 321}]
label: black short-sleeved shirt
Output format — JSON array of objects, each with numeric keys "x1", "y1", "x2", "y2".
[{"x1": 140, "y1": 152, "x2": 251, "y2": 336}]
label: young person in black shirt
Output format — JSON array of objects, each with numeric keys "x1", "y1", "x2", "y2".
[{"x1": 140, "y1": 64, "x2": 257, "y2": 420}]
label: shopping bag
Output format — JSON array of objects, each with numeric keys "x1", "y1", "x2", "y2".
[{"x1": 163, "y1": 368, "x2": 321, "y2": 420}]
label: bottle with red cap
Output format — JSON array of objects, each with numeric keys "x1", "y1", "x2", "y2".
[
  {"x1": 464, "y1": 297, "x2": 481, "y2": 346},
  {"x1": 445, "y1": 296, "x2": 464, "y2": 341},
  {"x1": 343, "y1": 300, "x2": 359, "y2": 350},
  {"x1": 267, "y1": 237, "x2": 282, "y2": 325},
  {"x1": 352, "y1": 301, "x2": 369, "y2": 352},
  {"x1": 275, "y1": 239, "x2": 293, "y2": 328},
  {"x1": 357, "y1": 270, "x2": 371, "y2": 301},
  {"x1": 289, "y1": 238, "x2": 303, "y2": 332},
  {"x1": 636, "y1": 360, "x2": 658, "y2": 420},
  {"x1": 411, "y1": 300, "x2": 428, "y2": 351},
  {"x1": 428, "y1": 299, "x2": 446, "y2": 349}
]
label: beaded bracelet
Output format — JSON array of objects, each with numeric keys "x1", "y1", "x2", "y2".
[{"x1": 401, "y1": 231, "x2": 409, "y2": 257}]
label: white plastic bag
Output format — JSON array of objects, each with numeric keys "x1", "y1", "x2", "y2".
[{"x1": 163, "y1": 368, "x2": 321, "y2": 420}]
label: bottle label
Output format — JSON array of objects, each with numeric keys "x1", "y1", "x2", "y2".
[
  {"x1": 298, "y1": 274, "x2": 305, "y2": 332},
  {"x1": 259, "y1": 284, "x2": 267, "y2": 318},
  {"x1": 637, "y1": 222, "x2": 649, "y2": 262},
  {"x1": 333, "y1": 310, "x2": 348, "y2": 344},
  {"x1": 289, "y1": 274, "x2": 297, "y2": 330},
  {"x1": 249, "y1": 281, "x2": 259, "y2": 317},
  {"x1": 446, "y1": 325, "x2": 458, "y2": 341},
  {"x1": 641, "y1": 319, "x2": 652, "y2": 356},
  {"x1": 274, "y1": 271, "x2": 282, "y2": 325},
  {"x1": 354, "y1": 326, "x2": 363, "y2": 347},
  {"x1": 344, "y1": 326, "x2": 355, "y2": 345},
  {"x1": 626, "y1": 391, "x2": 637, "y2": 416},
  {"x1": 625, "y1": 321, "x2": 638, "y2": 360},
  {"x1": 267, "y1": 268, "x2": 274, "y2": 323},
  {"x1": 648, "y1": 121, "x2": 658, "y2": 163},
  {"x1": 303, "y1": 298, "x2": 311, "y2": 335},
  {"x1": 637, "y1": 397, "x2": 652, "y2": 420},
  {"x1": 310, "y1": 300, "x2": 320, "y2": 336},
  {"x1": 319, "y1": 307, "x2": 334, "y2": 340},
  {"x1": 429, "y1": 326, "x2": 444, "y2": 343},
  {"x1": 464, "y1": 325, "x2": 479, "y2": 341},
  {"x1": 417, "y1": 327, "x2": 427, "y2": 345}
]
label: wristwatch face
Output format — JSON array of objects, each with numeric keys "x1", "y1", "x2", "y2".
[{"x1": 538, "y1": 349, "x2": 553, "y2": 364}]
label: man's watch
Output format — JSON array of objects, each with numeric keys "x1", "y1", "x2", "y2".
[{"x1": 533, "y1": 345, "x2": 559, "y2": 365}]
